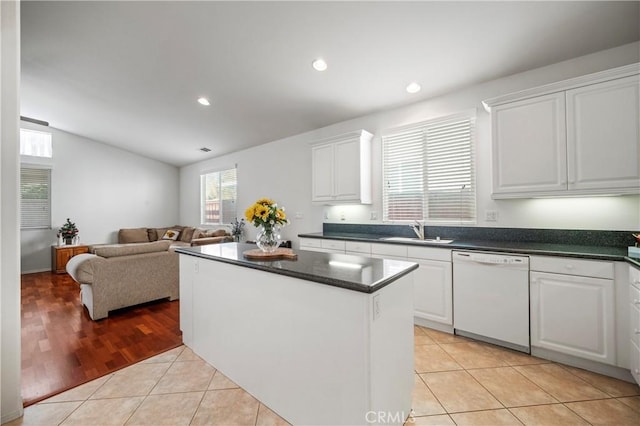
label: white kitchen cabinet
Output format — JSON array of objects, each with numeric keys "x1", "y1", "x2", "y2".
[
  {"x1": 530, "y1": 256, "x2": 616, "y2": 365},
  {"x1": 299, "y1": 237, "x2": 346, "y2": 254},
  {"x1": 408, "y1": 249, "x2": 452, "y2": 326},
  {"x1": 345, "y1": 241, "x2": 372, "y2": 256},
  {"x1": 629, "y1": 265, "x2": 640, "y2": 384},
  {"x1": 566, "y1": 75, "x2": 640, "y2": 192},
  {"x1": 491, "y1": 93, "x2": 567, "y2": 195},
  {"x1": 370, "y1": 242, "x2": 407, "y2": 260},
  {"x1": 485, "y1": 63, "x2": 640, "y2": 198},
  {"x1": 311, "y1": 130, "x2": 373, "y2": 204}
]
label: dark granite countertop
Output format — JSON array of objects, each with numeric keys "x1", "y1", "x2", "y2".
[
  {"x1": 175, "y1": 243, "x2": 419, "y2": 294},
  {"x1": 627, "y1": 256, "x2": 640, "y2": 268},
  {"x1": 298, "y1": 232, "x2": 632, "y2": 262}
]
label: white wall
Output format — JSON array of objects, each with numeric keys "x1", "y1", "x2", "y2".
[
  {"x1": 180, "y1": 42, "x2": 640, "y2": 241},
  {"x1": 1, "y1": 1, "x2": 23, "y2": 422},
  {"x1": 20, "y1": 122, "x2": 180, "y2": 273}
]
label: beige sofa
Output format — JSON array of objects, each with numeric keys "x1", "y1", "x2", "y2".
[
  {"x1": 117, "y1": 225, "x2": 233, "y2": 247},
  {"x1": 66, "y1": 240, "x2": 179, "y2": 320}
]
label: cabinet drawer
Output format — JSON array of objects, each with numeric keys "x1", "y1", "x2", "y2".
[
  {"x1": 321, "y1": 239, "x2": 346, "y2": 251},
  {"x1": 407, "y1": 246, "x2": 451, "y2": 262},
  {"x1": 345, "y1": 241, "x2": 371, "y2": 254},
  {"x1": 299, "y1": 238, "x2": 322, "y2": 248},
  {"x1": 370, "y1": 243, "x2": 407, "y2": 259},
  {"x1": 530, "y1": 255, "x2": 613, "y2": 279}
]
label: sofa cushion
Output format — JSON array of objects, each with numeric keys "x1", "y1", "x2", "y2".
[
  {"x1": 147, "y1": 228, "x2": 159, "y2": 241},
  {"x1": 191, "y1": 235, "x2": 233, "y2": 246},
  {"x1": 194, "y1": 228, "x2": 229, "y2": 239},
  {"x1": 180, "y1": 227, "x2": 196, "y2": 242},
  {"x1": 118, "y1": 228, "x2": 150, "y2": 244},
  {"x1": 93, "y1": 240, "x2": 172, "y2": 258}
]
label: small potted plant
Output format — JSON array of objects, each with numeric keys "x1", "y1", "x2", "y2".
[
  {"x1": 230, "y1": 217, "x2": 245, "y2": 242},
  {"x1": 59, "y1": 218, "x2": 79, "y2": 245}
]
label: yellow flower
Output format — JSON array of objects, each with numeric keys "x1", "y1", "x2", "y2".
[
  {"x1": 256, "y1": 197, "x2": 274, "y2": 206},
  {"x1": 256, "y1": 204, "x2": 269, "y2": 220},
  {"x1": 245, "y1": 206, "x2": 255, "y2": 222},
  {"x1": 276, "y1": 209, "x2": 286, "y2": 221}
]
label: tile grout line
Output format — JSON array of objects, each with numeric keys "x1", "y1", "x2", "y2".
[
  {"x1": 53, "y1": 372, "x2": 117, "y2": 425},
  {"x1": 122, "y1": 346, "x2": 186, "y2": 426}
]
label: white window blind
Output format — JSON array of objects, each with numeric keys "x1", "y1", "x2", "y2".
[
  {"x1": 20, "y1": 167, "x2": 51, "y2": 229},
  {"x1": 20, "y1": 128, "x2": 52, "y2": 158},
  {"x1": 382, "y1": 113, "x2": 476, "y2": 223},
  {"x1": 201, "y1": 167, "x2": 237, "y2": 225}
]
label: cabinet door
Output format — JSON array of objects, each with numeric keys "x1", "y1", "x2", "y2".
[
  {"x1": 311, "y1": 143, "x2": 335, "y2": 202},
  {"x1": 333, "y1": 139, "x2": 360, "y2": 201},
  {"x1": 411, "y1": 259, "x2": 452, "y2": 325},
  {"x1": 492, "y1": 93, "x2": 567, "y2": 197},
  {"x1": 530, "y1": 271, "x2": 615, "y2": 364},
  {"x1": 566, "y1": 76, "x2": 640, "y2": 192},
  {"x1": 56, "y1": 248, "x2": 73, "y2": 273}
]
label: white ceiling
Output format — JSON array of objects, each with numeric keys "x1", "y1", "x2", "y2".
[{"x1": 21, "y1": 1, "x2": 640, "y2": 167}]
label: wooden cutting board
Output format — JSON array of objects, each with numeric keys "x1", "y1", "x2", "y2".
[{"x1": 243, "y1": 248, "x2": 298, "y2": 260}]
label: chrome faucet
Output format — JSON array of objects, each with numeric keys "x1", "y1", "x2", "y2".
[{"x1": 410, "y1": 220, "x2": 425, "y2": 240}]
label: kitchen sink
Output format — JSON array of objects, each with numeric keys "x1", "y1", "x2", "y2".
[{"x1": 381, "y1": 237, "x2": 454, "y2": 244}]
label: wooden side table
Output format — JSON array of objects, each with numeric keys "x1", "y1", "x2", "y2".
[{"x1": 51, "y1": 244, "x2": 89, "y2": 274}]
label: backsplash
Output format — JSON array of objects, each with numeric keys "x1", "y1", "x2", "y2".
[{"x1": 322, "y1": 223, "x2": 636, "y2": 248}]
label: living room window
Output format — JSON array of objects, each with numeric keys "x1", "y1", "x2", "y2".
[
  {"x1": 200, "y1": 167, "x2": 237, "y2": 225},
  {"x1": 20, "y1": 128, "x2": 53, "y2": 229},
  {"x1": 382, "y1": 111, "x2": 476, "y2": 224},
  {"x1": 20, "y1": 167, "x2": 52, "y2": 229}
]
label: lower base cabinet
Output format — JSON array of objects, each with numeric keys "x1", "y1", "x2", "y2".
[
  {"x1": 411, "y1": 259, "x2": 452, "y2": 325},
  {"x1": 530, "y1": 270, "x2": 615, "y2": 365}
]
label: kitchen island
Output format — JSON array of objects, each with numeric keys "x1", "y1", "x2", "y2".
[{"x1": 176, "y1": 243, "x2": 418, "y2": 426}]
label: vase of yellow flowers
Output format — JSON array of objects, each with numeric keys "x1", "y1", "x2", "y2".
[{"x1": 245, "y1": 198, "x2": 289, "y2": 253}]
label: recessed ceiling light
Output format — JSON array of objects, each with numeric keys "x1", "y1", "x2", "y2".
[
  {"x1": 406, "y1": 82, "x2": 421, "y2": 94},
  {"x1": 197, "y1": 97, "x2": 211, "y2": 106},
  {"x1": 312, "y1": 58, "x2": 328, "y2": 72}
]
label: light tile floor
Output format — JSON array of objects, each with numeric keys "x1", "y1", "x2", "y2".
[{"x1": 9, "y1": 326, "x2": 640, "y2": 425}]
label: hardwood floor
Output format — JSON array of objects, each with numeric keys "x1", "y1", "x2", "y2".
[{"x1": 21, "y1": 272, "x2": 182, "y2": 407}]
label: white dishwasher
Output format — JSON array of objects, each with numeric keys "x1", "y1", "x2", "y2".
[{"x1": 453, "y1": 250, "x2": 530, "y2": 353}]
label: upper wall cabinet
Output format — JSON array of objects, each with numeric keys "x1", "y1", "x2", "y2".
[
  {"x1": 311, "y1": 130, "x2": 373, "y2": 204},
  {"x1": 484, "y1": 64, "x2": 640, "y2": 199}
]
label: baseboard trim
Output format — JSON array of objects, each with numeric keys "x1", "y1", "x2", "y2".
[
  {"x1": 414, "y1": 317, "x2": 453, "y2": 334},
  {"x1": 531, "y1": 346, "x2": 635, "y2": 383},
  {"x1": 21, "y1": 268, "x2": 53, "y2": 275}
]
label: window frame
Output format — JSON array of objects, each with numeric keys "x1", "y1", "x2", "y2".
[
  {"x1": 381, "y1": 111, "x2": 477, "y2": 225},
  {"x1": 200, "y1": 166, "x2": 238, "y2": 226}
]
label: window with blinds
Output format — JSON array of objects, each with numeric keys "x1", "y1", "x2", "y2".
[
  {"x1": 382, "y1": 112, "x2": 476, "y2": 223},
  {"x1": 201, "y1": 167, "x2": 237, "y2": 225},
  {"x1": 20, "y1": 167, "x2": 52, "y2": 229}
]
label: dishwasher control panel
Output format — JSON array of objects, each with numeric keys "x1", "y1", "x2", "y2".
[{"x1": 453, "y1": 251, "x2": 529, "y2": 268}]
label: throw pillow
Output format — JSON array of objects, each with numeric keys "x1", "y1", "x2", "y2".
[
  {"x1": 180, "y1": 227, "x2": 196, "y2": 242},
  {"x1": 118, "y1": 228, "x2": 150, "y2": 244},
  {"x1": 161, "y1": 229, "x2": 181, "y2": 241}
]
